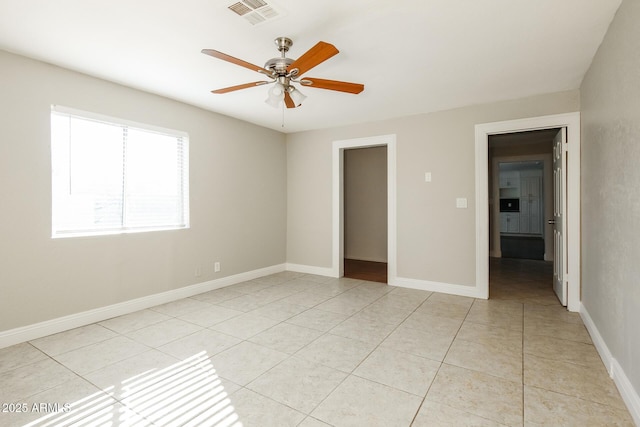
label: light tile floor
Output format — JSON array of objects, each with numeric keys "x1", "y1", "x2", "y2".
[{"x1": 0, "y1": 258, "x2": 635, "y2": 426}]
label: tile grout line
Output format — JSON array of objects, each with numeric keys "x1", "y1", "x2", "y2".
[
  {"x1": 199, "y1": 277, "x2": 377, "y2": 420},
  {"x1": 240, "y1": 281, "x2": 434, "y2": 422},
  {"x1": 335, "y1": 289, "x2": 472, "y2": 425},
  {"x1": 408, "y1": 297, "x2": 478, "y2": 425}
]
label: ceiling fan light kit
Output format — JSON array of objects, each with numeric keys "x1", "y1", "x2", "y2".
[
  {"x1": 265, "y1": 83, "x2": 286, "y2": 107},
  {"x1": 288, "y1": 86, "x2": 307, "y2": 106},
  {"x1": 202, "y1": 37, "x2": 364, "y2": 109}
]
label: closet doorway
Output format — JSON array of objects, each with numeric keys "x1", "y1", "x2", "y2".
[
  {"x1": 332, "y1": 134, "x2": 397, "y2": 285},
  {"x1": 343, "y1": 146, "x2": 388, "y2": 283}
]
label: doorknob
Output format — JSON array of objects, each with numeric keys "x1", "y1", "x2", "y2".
[{"x1": 547, "y1": 219, "x2": 556, "y2": 225}]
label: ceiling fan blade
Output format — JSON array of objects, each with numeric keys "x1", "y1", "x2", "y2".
[
  {"x1": 287, "y1": 41, "x2": 339, "y2": 76},
  {"x1": 211, "y1": 81, "x2": 270, "y2": 94},
  {"x1": 299, "y1": 78, "x2": 364, "y2": 94},
  {"x1": 202, "y1": 49, "x2": 272, "y2": 76},
  {"x1": 284, "y1": 91, "x2": 297, "y2": 108}
]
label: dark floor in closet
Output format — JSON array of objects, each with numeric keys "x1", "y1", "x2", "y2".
[{"x1": 344, "y1": 259, "x2": 387, "y2": 283}]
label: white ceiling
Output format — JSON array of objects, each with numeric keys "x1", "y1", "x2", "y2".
[{"x1": 0, "y1": 0, "x2": 621, "y2": 133}]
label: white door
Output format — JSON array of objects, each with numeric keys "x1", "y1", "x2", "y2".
[{"x1": 552, "y1": 128, "x2": 568, "y2": 305}]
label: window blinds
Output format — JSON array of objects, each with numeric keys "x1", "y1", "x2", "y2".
[{"x1": 51, "y1": 106, "x2": 189, "y2": 237}]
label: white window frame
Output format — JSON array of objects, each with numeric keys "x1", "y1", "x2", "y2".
[{"x1": 51, "y1": 105, "x2": 190, "y2": 238}]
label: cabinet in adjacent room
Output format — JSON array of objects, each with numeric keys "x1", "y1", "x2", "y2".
[
  {"x1": 500, "y1": 212, "x2": 520, "y2": 233},
  {"x1": 519, "y1": 174, "x2": 543, "y2": 234},
  {"x1": 499, "y1": 171, "x2": 520, "y2": 189}
]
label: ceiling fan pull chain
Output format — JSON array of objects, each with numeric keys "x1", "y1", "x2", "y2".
[{"x1": 281, "y1": 102, "x2": 285, "y2": 128}]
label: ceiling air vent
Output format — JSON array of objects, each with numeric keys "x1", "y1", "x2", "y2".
[
  {"x1": 227, "y1": 0, "x2": 283, "y2": 26},
  {"x1": 228, "y1": 2, "x2": 252, "y2": 15}
]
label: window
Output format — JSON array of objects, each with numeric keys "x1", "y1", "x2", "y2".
[{"x1": 51, "y1": 106, "x2": 189, "y2": 237}]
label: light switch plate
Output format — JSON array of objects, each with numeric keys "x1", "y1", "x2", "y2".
[
  {"x1": 456, "y1": 198, "x2": 468, "y2": 208},
  {"x1": 424, "y1": 172, "x2": 432, "y2": 182}
]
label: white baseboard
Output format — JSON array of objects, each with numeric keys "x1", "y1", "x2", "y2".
[
  {"x1": 611, "y1": 358, "x2": 640, "y2": 426},
  {"x1": 392, "y1": 276, "x2": 484, "y2": 299},
  {"x1": 580, "y1": 306, "x2": 614, "y2": 372},
  {"x1": 285, "y1": 263, "x2": 337, "y2": 278},
  {"x1": 285, "y1": 265, "x2": 483, "y2": 300},
  {"x1": 0, "y1": 263, "x2": 286, "y2": 350},
  {"x1": 581, "y1": 304, "x2": 640, "y2": 426}
]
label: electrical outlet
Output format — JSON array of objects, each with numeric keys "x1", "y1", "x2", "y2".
[
  {"x1": 214, "y1": 262, "x2": 221, "y2": 273},
  {"x1": 194, "y1": 266, "x2": 202, "y2": 277}
]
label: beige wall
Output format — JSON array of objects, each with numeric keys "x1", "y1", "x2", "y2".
[
  {"x1": 0, "y1": 50, "x2": 286, "y2": 331},
  {"x1": 286, "y1": 90, "x2": 579, "y2": 287},
  {"x1": 580, "y1": 0, "x2": 640, "y2": 395},
  {"x1": 344, "y1": 146, "x2": 387, "y2": 262}
]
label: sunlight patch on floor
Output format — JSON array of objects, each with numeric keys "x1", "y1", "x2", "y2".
[{"x1": 23, "y1": 352, "x2": 241, "y2": 426}]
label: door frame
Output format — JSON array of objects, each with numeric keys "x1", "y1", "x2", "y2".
[
  {"x1": 475, "y1": 112, "x2": 581, "y2": 311},
  {"x1": 332, "y1": 134, "x2": 397, "y2": 283}
]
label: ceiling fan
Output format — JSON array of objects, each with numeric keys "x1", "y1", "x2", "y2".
[{"x1": 202, "y1": 37, "x2": 364, "y2": 108}]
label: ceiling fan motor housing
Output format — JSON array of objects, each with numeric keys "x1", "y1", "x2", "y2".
[
  {"x1": 264, "y1": 37, "x2": 295, "y2": 76},
  {"x1": 264, "y1": 57, "x2": 294, "y2": 76}
]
